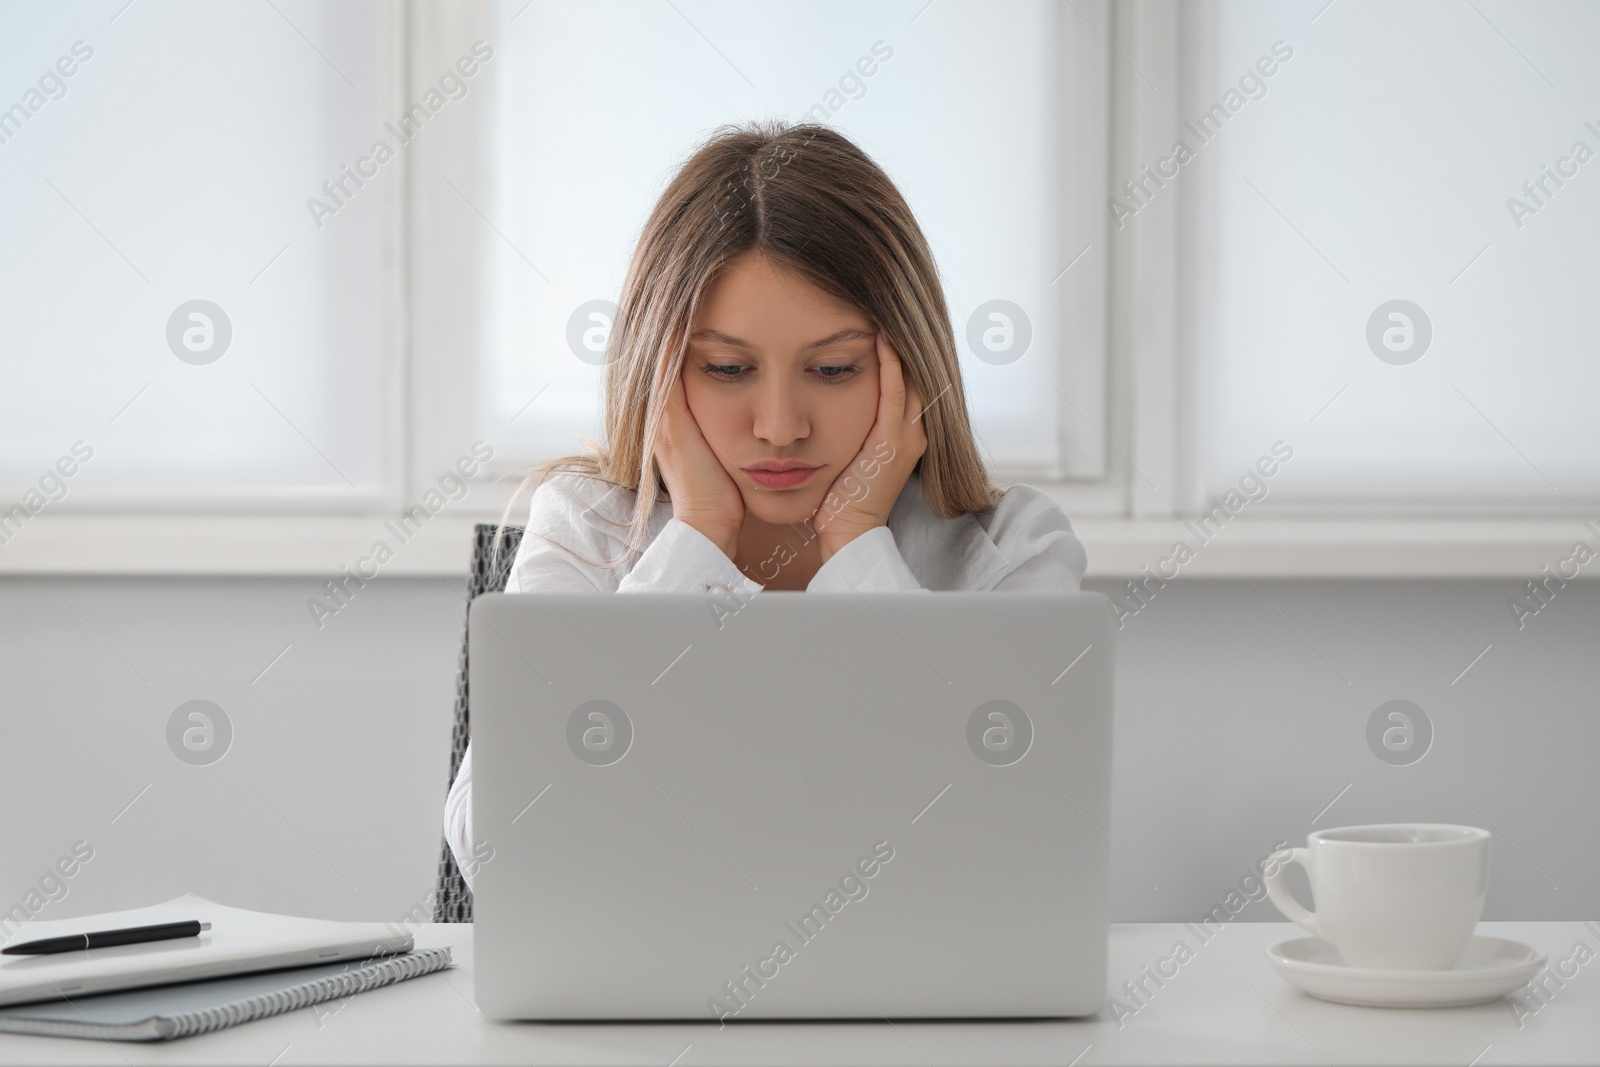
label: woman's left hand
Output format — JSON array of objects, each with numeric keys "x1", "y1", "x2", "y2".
[{"x1": 811, "y1": 330, "x2": 930, "y2": 562}]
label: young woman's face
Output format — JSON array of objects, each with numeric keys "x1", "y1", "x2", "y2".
[{"x1": 683, "y1": 250, "x2": 881, "y2": 528}]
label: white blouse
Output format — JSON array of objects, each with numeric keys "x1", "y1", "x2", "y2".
[{"x1": 443, "y1": 469, "x2": 1089, "y2": 890}]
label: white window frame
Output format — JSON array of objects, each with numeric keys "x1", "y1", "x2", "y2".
[{"x1": 4, "y1": 0, "x2": 1593, "y2": 578}]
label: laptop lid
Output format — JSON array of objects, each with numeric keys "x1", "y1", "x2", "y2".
[{"x1": 470, "y1": 590, "x2": 1114, "y2": 1020}]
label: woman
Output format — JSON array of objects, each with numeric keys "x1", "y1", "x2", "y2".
[{"x1": 444, "y1": 120, "x2": 1088, "y2": 889}]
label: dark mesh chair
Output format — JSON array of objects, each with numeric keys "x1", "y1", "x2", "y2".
[{"x1": 433, "y1": 522, "x2": 524, "y2": 922}]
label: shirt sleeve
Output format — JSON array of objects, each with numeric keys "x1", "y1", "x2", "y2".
[
  {"x1": 443, "y1": 474, "x2": 766, "y2": 889},
  {"x1": 443, "y1": 742, "x2": 476, "y2": 891},
  {"x1": 986, "y1": 485, "x2": 1089, "y2": 592},
  {"x1": 446, "y1": 471, "x2": 620, "y2": 891},
  {"x1": 617, "y1": 517, "x2": 765, "y2": 598},
  {"x1": 804, "y1": 483, "x2": 1089, "y2": 594},
  {"x1": 805, "y1": 526, "x2": 929, "y2": 593}
]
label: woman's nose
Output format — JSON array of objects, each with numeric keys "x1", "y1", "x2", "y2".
[{"x1": 751, "y1": 380, "x2": 810, "y2": 444}]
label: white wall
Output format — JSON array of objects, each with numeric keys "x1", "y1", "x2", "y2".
[{"x1": 2, "y1": 575, "x2": 1591, "y2": 929}]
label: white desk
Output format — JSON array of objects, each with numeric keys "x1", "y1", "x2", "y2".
[{"x1": 1, "y1": 921, "x2": 1594, "y2": 1065}]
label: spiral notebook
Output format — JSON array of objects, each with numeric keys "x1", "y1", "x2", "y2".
[{"x1": 0, "y1": 947, "x2": 453, "y2": 1041}]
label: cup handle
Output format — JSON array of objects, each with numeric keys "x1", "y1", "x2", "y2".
[{"x1": 1263, "y1": 847, "x2": 1325, "y2": 940}]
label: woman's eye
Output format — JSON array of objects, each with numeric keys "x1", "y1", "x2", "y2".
[{"x1": 700, "y1": 364, "x2": 860, "y2": 384}]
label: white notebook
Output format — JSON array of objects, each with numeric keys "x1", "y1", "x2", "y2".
[{"x1": 0, "y1": 893, "x2": 414, "y2": 1008}]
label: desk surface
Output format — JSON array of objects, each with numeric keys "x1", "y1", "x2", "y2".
[{"x1": 0, "y1": 921, "x2": 1592, "y2": 1066}]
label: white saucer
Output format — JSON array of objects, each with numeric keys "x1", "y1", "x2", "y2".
[{"x1": 1265, "y1": 935, "x2": 1546, "y2": 1008}]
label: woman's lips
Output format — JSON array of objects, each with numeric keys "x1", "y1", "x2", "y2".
[{"x1": 744, "y1": 466, "x2": 820, "y2": 489}]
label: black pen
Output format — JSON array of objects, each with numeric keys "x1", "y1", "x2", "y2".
[{"x1": 1, "y1": 919, "x2": 212, "y2": 955}]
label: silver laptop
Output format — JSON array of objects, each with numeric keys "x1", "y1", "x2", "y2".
[{"x1": 469, "y1": 590, "x2": 1114, "y2": 1020}]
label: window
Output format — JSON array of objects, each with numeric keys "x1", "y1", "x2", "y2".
[
  {"x1": 7, "y1": 0, "x2": 1591, "y2": 575},
  {"x1": 0, "y1": 1, "x2": 397, "y2": 511},
  {"x1": 1182, "y1": 0, "x2": 1600, "y2": 513}
]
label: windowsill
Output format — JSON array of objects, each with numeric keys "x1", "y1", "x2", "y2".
[
  {"x1": 1072, "y1": 517, "x2": 1597, "y2": 578},
  {"x1": 2, "y1": 513, "x2": 1597, "y2": 578}
]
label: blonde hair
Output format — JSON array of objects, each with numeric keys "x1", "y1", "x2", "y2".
[{"x1": 496, "y1": 118, "x2": 1002, "y2": 572}]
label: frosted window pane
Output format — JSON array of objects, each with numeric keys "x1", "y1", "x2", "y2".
[
  {"x1": 0, "y1": 1, "x2": 386, "y2": 497},
  {"x1": 1189, "y1": 0, "x2": 1600, "y2": 503},
  {"x1": 477, "y1": 0, "x2": 1066, "y2": 474}
]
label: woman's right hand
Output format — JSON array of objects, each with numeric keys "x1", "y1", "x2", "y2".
[{"x1": 652, "y1": 369, "x2": 745, "y2": 559}]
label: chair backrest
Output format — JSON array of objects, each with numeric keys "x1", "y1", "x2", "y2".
[{"x1": 433, "y1": 522, "x2": 524, "y2": 922}]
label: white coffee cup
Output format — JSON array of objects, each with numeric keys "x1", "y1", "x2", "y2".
[{"x1": 1263, "y1": 823, "x2": 1489, "y2": 970}]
